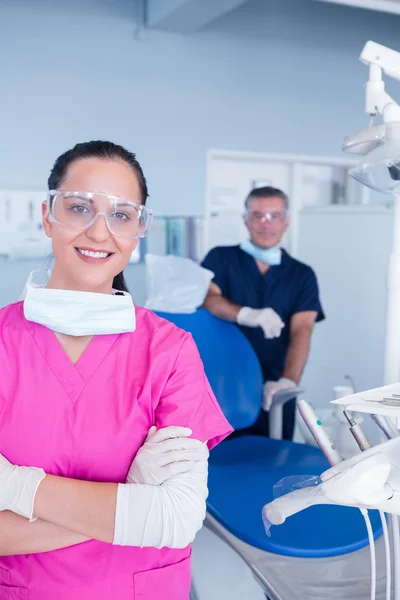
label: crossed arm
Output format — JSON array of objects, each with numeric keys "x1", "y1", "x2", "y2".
[
  {"x1": 0, "y1": 510, "x2": 90, "y2": 556},
  {"x1": 203, "y1": 283, "x2": 317, "y2": 384},
  {"x1": 202, "y1": 283, "x2": 241, "y2": 322},
  {"x1": 0, "y1": 431, "x2": 209, "y2": 556},
  {"x1": 0, "y1": 477, "x2": 117, "y2": 556}
]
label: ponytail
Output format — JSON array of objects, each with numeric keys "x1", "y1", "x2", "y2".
[{"x1": 113, "y1": 271, "x2": 129, "y2": 293}]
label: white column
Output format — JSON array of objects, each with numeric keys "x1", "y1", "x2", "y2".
[{"x1": 384, "y1": 194, "x2": 400, "y2": 384}]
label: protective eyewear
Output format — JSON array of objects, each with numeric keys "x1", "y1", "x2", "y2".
[
  {"x1": 46, "y1": 190, "x2": 153, "y2": 239},
  {"x1": 246, "y1": 210, "x2": 286, "y2": 224}
]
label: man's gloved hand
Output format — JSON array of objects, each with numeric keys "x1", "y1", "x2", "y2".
[
  {"x1": 126, "y1": 425, "x2": 209, "y2": 486},
  {"x1": 0, "y1": 453, "x2": 46, "y2": 521},
  {"x1": 263, "y1": 377, "x2": 297, "y2": 411},
  {"x1": 236, "y1": 307, "x2": 284, "y2": 339}
]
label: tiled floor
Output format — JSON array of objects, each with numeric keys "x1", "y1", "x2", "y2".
[{"x1": 192, "y1": 527, "x2": 265, "y2": 600}]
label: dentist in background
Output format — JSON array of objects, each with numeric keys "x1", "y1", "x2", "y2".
[{"x1": 202, "y1": 186, "x2": 325, "y2": 440}]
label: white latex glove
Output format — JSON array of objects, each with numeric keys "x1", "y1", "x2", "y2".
[
  {"x1": 114, "y1": 453, "x2": 209, "y2": 549},
  {"x1": 0, "y1": 453, "x2": 46, "y2": 521},
  {"x1": 127, "y1": 425, "x2": 209, "y2": 486},
  {"x1": 237, "y1": 307, "x2": 284, "y2": 339},
  {"x1": 263, "y1": 377, "x2": 297, "y2": 411}
]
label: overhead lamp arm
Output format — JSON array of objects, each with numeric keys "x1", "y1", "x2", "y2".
[
  {"x1": 365, "y1": 64, "x2": 400, "y2": 121},
  {"x1": 361, "y1": 42, "x2": 400, "y2": 122}
]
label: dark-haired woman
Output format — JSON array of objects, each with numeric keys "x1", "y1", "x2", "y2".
[{"x1": 0, "y1": 141, "x2": 232, "y2": 599}]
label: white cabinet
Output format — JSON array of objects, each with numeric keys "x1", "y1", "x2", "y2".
[{"x1": 204, "y1": 150, "x2": 369, "y2": 258}]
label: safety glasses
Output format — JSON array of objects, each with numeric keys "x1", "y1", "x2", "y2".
[
  {"x1": 246, "y1": 210, "x2": 286, "y2": 224},
  {"x1": 46, "y1": 190, "x2": 153, "y2": 239}
]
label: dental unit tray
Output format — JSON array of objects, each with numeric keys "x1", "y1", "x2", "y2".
[{"x1": 332, "y1": 381, "x2": 400, "y2": 419}]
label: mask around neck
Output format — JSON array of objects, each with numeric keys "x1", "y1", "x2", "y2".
[
  {"x1": 22, "y1": 270, "x2": 136, "y2": 337},
  {"x1": 240, "y1": 240, "x2": 282, "y2": 266}
]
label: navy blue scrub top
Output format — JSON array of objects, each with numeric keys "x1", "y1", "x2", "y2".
[{"x1": 201, "y1": 245, "x2": 325, "y2": 383}]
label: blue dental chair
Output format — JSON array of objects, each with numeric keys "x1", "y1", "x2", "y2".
[{"x1": 156, "y1": 309, "x2": 384, "y2": 600}]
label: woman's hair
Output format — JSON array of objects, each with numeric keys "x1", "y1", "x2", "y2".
[{"x1": 48, "y1": 141, "x2": 149, "y2": 293}]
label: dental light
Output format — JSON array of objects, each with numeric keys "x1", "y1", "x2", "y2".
[
  {"x1": 343, "y1": 42, "x2": 400, "y2": 192},
  {"x1": 342, "y1": 41, "x2": 400, "y2": 386},
  {"x1": 262, "y1": 41, "x2": 400, "y2": 600}
]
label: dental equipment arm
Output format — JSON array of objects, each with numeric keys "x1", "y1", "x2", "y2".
[
  {"x1": 371, "y1": 414, "x2": 399, "y2": 440},
  {"x1": 343, "y1": 42, "x2": 400, "y2": 159},
  {"x1": 360, "y1": 42, "x2": 400, "y2": 122},
  {"x1": 263, "y1": 451, "x2": 396, "y2": 526},
  {"x1": 263, "y1": 485, "x2": 331, "y2": 526}
]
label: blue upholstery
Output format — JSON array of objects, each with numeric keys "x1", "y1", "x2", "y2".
[
  {"x1": 156, "y1": 309, "x2": 262, "y2": 430},
  {"x1": 156, "y1": 309, "x2": 383, "y2": 558},
  {"x1": 208, "y1": 436, "x2": 382, "y2": 557}
]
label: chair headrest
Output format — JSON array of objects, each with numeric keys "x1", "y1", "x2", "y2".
[{"x1": 156, "y1": 309, "x2": 263, "y2": 429}]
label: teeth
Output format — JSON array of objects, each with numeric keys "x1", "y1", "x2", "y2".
[{"x1": 77, "y1": 249, "x2": 110, "y2": 259}]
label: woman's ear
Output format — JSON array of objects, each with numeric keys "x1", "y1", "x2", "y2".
[{"x1": 42, "y1": 201, "x2": 52, "y2": 238}]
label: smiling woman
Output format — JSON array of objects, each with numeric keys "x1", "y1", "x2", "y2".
[
  {"x1": 43, "y1": 141, "x2": 152, "y2": 294},
  {"x1": 0, "y1": 140, "x2": 233, "y2": 600}
]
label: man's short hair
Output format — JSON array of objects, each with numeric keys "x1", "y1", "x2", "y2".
[{"x1": 244, "y1": 186, "x2": 289, "y2": 212}]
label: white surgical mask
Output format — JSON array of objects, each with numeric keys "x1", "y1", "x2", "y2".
[
  {"x1": 240, "y1": 239, "x2": 282, "y2": 266},
  {"x1": 22, "y1": 271, "x2": 136, "y2": 337}
]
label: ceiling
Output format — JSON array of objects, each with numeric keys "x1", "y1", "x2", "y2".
[
  {"x1": 145, "y1": 0, "x2": 252, "y2": 33},
  {"x1": 144, "y1": 0, "x2": 400, "y2": 34},
  {"x1": 311, "y1": 0, "x2": 400, "y2": 16}
]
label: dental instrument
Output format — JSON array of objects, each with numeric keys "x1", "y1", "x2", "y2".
[
  {"x1": 343, "y1": 409, "x2": 390, "y2": 600},
  {"x1": 295, "y1": 400, "x2": 378, "y2": 600},
  {"x1": 297, "y1": 399, "x2": 343, "y2": 465},
  {"x1": 343, "y1": 409, "x2": 373, "y2": 451},
  {"x1": 371, "y1": 414, "x2": 398, "y2": 440}
]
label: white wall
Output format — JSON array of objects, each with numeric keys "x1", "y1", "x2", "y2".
[
  {"x1": 1, "y1": 0, "x2": 400, "y2": 399},
  {"x1": 297, "y1": 206, "x2": 393, "y2": 418},
  {"x1": 0, "y1": 0, "x2": 399, "y2": 216}
]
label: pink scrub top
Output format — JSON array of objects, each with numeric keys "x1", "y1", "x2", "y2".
[{"x1": 0, "y1": 302, "x2": 233, "y2": 600}]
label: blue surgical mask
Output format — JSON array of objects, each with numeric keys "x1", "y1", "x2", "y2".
[{"x1": 240, "y1": 239, "x2": 282, "y2": 266}]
